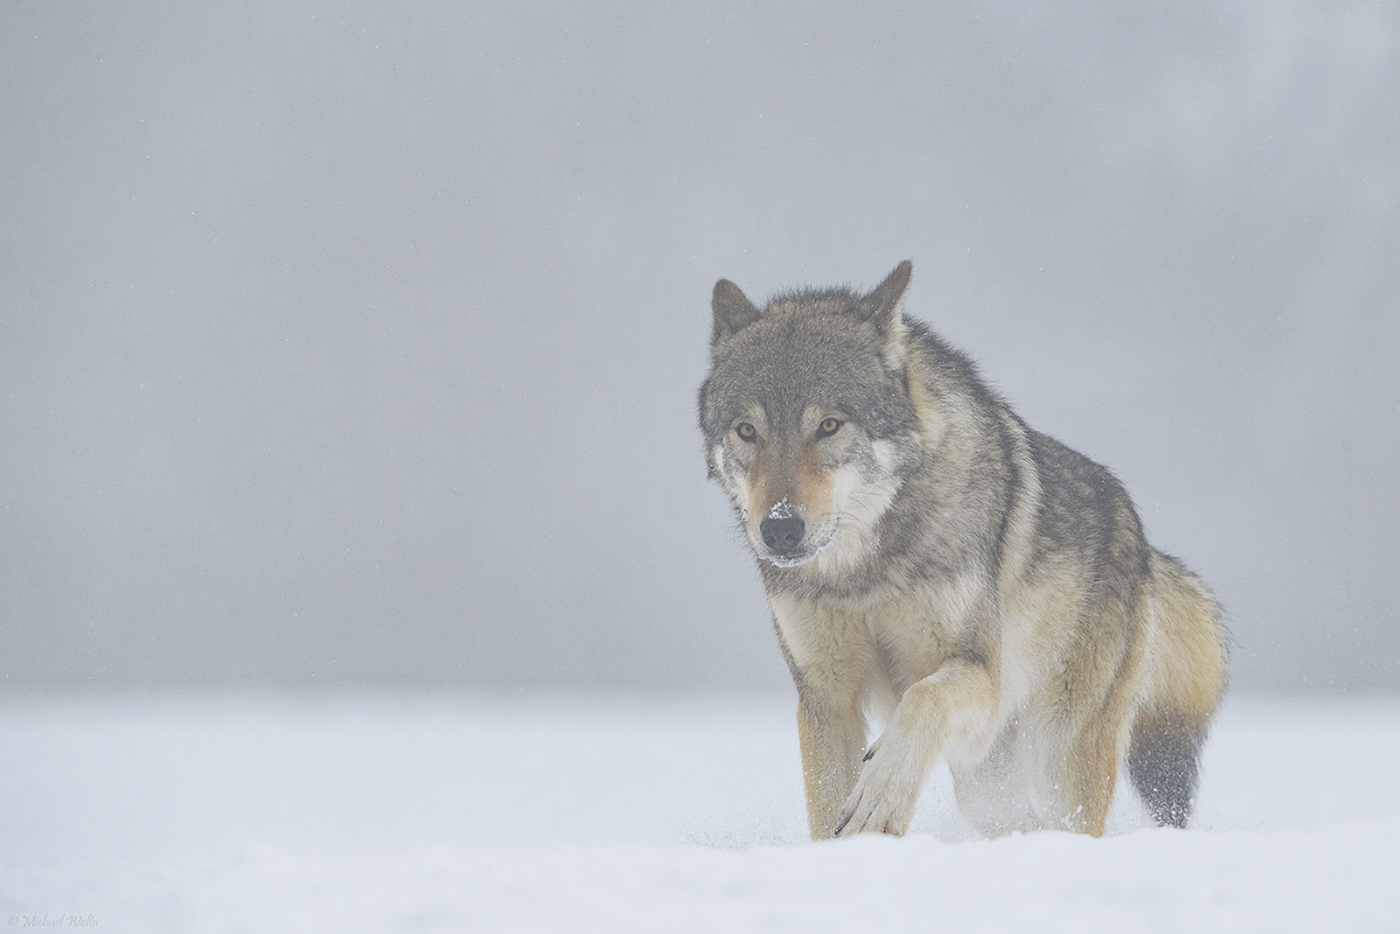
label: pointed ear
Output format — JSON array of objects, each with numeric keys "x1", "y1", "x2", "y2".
[
  {"x1": 856, "y1": 261, "x2": 912, "y2": 369},
  {"x1": 711, "y1": 278, "x2": 761, "y2": 350}
]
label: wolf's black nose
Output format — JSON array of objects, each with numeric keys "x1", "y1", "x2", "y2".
[{"x1": 760, "y1": 516, "x2": 805, "y2": 554}]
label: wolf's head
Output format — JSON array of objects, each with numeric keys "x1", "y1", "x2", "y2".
[{"x1": 698, "y1": 261, "x2": 925, "y2": 572}]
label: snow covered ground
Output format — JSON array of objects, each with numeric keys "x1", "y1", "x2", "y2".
[{"x1": 1, "y1": 691, "x2": 1397, "y2": 932}]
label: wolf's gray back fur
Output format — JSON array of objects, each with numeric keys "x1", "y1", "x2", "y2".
[{"x1": 699, "y1": 261, "x2": 1227, "y2": 839}]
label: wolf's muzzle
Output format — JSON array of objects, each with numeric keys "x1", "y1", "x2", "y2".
[{"x1": 760, "y1": 515, "x2": 805, "y2": 557}]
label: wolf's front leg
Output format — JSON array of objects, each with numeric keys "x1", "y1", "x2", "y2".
[
  {"x1": 796, "y1": 695, "x2": 867, "y2": 840},
  {"x1": 834, "y1": 659, "x2": 997, "y2": 837}
]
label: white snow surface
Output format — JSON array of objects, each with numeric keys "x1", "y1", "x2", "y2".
[{"x1": 1, "y1": 691, "x2": 1397, "y2": 932}]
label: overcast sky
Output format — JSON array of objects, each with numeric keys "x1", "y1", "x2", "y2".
[{"x1": 2, "y1": 1, "x2": 1397, "y2": 693}]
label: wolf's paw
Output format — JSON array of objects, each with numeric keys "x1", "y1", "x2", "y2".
[{"x1": 832, "y1": 741, "x2": 920, "y2": 838}]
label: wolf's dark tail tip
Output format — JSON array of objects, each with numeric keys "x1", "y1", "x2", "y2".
[{"x1": 1128, "y1": 707, "x2": 1205, "y2": 829}]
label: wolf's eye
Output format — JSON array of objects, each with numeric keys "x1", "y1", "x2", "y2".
[
  {"x1": 817, "y1": 417, "x2": 843, "y2": 439},
  {"x1": 735, "y1": 422, "x2": 757, "y2": 442}
]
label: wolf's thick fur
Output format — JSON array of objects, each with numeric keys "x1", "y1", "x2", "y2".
[{"x1": 698, "y1": 261, "x2": 1227, "y2": 839}]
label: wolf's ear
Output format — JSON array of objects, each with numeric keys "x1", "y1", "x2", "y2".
[
  {"x1": 857, "y1": 261, "x2": 912, "y2": 369},
  {"x1": 711, "y1": 278, "x2": 761, "y2": 350}
]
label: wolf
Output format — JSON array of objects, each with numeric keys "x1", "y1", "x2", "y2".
[{"x1": 698, "y1": 261, "x2": 1228, "y2": 839}]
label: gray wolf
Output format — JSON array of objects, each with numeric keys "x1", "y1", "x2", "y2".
[{"x1": 698, "y1": 261, "x2": 1228, "y2": 839}]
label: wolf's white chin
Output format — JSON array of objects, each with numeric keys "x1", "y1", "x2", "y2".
[{"x1": 763, "y1": 551, "x2": 817, "y2": 568}]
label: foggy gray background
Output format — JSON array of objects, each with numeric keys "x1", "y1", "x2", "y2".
[{"x1": 2, "y1": 2, "x2": 1396, "y2": 694}]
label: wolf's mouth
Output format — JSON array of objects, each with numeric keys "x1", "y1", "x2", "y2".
[{"x1": 764, "y1": 550, "x2": 817, "y2": 568}]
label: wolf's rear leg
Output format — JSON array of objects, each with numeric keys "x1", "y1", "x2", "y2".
[{"x1": 1060, "y1": 726, "x2": 1124, "y2": 837}]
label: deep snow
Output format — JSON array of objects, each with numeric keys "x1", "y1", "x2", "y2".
[{"x1": 1, "y1": 692, "x2": 1397, "y2": 932}]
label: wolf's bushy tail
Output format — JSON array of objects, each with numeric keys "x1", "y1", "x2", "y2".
[{"x1": 1129, "y1": 552, "x2": 1228, "y2": 828}]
